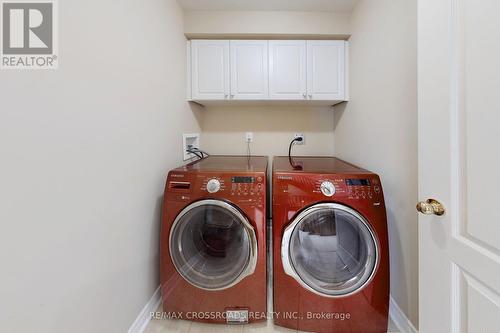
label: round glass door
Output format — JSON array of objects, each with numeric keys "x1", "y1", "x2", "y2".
[
  {"x1": 169, "y1": 199, "x2": 257, "y2": 290},
  {"x1": 282, "y1": 203, "x2": 378, "y2": 297}
]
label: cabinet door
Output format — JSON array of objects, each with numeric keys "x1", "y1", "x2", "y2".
[
  {"x1": 269, "y1": 41, "x2": 307, "y2": 100},
  {"x1": 230, "y1": 40, "x2": 269, "y2": 100},
  {"x1": 307, "y1": 41, "x2": 346, "y2": 100},
  {"x1": 191, "y1": 40, "x2": 230, "y2": 100}
]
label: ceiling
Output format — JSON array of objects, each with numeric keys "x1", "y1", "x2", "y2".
[{"x1": 177, "y1": 0, "x2": 359, "y2": 12}]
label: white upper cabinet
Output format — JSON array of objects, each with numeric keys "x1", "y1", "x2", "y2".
[
  {"x1": 306, "y1": 40, "x2": 346, "y2": 101},
  {"x1": 191, "y1": 40, "x2": 230, "y2": 100},
  {"x1": 269, "y1": 41, "x2": 307, "y2": 100},
  {"x1": 188, "y1": 39, "x2": 348, "y2": 104},
  {"x1": 230, "y1": 40, "x2": 269, "y2": 100}
]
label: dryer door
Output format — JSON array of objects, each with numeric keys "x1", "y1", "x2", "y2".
[
  {"x1": 282, "y1": 203, "x2": 378, "y2": 297},
  {"x1": 169, "y1": 199, "x2": 257, "y2": 290}
]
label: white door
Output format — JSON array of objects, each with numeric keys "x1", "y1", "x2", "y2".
[
  {"x1": 419, "y1": 0, "x2": 500, "y2": 332},
  {"x1": 191, "y1": 40, "x2": 230, "y2": 100},
  {"x1": 306, "y1": 40, "x2": 346, "y2": 101},
  {"x1": 269, "y1": 40, "x2": 307, "y2": 100},
  {"x1": 230, "y1": 40, "x2": 269, "y2": 100}
]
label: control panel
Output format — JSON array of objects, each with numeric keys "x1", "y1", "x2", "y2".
[
  {"x1": 206, "y1": 178, "x2": 221, "y2": 193},
  {"x1": 201, "y1": 176, "x2": 265, "y2": 196},
  {"x1": 167, "y1": 172, "x2": 266, "y2": 207},
  {"x1": 312, "y1": 178, "x2": 346, "y2": 197},
  {"x1": 201, "y1": 177, "x2": 226, "y2": 193},
  {"x1": 320, "y1": 181, "x2": 336, "y2": 197},
  {"x1": 199, "y1": 174, "x2": 265, "y2": 206},
  {"x1": 230, "y1": 176, "x2": 264, "y2": 197},
  {"x1": 276, "y1": 175, "x2": 381, "y2": 201},
  {"x1": 345, "y1": 178, "x2": 374, "y2": 200},
  {"x1": 317, "y1": 178, "x2": 379, "y2": 200}
]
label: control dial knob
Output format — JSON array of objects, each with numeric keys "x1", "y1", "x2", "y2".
[
  {"x1": 320, "y1": 181, "x2": 336, "y2": 197},
  {"x1": 206, "y1": 179, "x2": 221, "y2": 193}
]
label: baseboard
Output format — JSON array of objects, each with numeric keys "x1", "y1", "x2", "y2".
[
  {"x1": 128, "y1": 286, "x2": 161, "y2": 333},
  {"x1": 389, "y1": 296, "x2": 418, "y2": 333}
]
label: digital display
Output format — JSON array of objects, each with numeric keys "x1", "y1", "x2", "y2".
[
  {"x1": 232, "y1": 176, "x2": 255, "y2": 183},
  {"x1": 346, "y1": 179, "x2": 370, "y2": 186}
]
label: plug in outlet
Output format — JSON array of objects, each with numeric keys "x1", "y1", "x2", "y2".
[
  {"x1": 294, "y1": 133, "x2": 305, "y2": 145},
  {"x1": 245, "y1": 132, "x2": 253, "y2": 143},
  {"x1": 183, "y1": 133, "x2": 200, "y2": 160}
]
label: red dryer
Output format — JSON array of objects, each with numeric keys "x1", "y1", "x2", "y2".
[
  {"x1": 272, "y1": 156, "x2": 390, "y2": 333},
  {"x1": 161, "y1": 156, "x2": 268, "y2": 324}
]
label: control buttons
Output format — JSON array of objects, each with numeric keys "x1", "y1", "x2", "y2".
[
  {"x1": 206, "y1": 179, "x2": 221, "y2": 193},
  {"x1": 320, "y1": 181, "x2": 336, "y2": 197}
]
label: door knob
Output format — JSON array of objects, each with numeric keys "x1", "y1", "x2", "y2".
[{"x1": 416, "y1": 199, "x2": 445, "y2": 216}]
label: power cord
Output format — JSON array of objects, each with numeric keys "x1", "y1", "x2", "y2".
[
  {"x1": 288, "y1": 137, "x2": 303, "y2": 159},
  {"x1": 186, "y1": 148, "x2": 203, "y2": 160},
  {"x1": 190, "y1": 147, "x2": 209, "y2": 158},
  {"x1": 186, "y1": 147, "x2": 210, "y2": 160},
  {"x1": 288, "y1": 137, "x2": 303, "y2": 170}
]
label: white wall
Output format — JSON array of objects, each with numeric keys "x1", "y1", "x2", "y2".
[
  {"x1": 0, "y1": 0, "x2": 200, "y2": 332},
  {"x1": 334, "y1": 0, "x2": 418, "y2": 327},
  {"x1": 200, "y1": 105, "x2": 335, "y2": 157},
  {"x1": 184, "y1": 10, "x2": 350, "y2": 38}
]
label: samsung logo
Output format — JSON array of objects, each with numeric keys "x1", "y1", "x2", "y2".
[{"x1": 170, "y1": 174, "x2": 185, "y2": 178}]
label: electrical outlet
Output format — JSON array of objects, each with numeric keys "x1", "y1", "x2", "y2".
[
  {"x1": 294, "y1": 133, "x2": 305, "y2": 145},
  {"x1": 245, "y1": 132, "x2": 253, "y2": 143},
  {"x1": 183, "y1": 133, "x2": 200, "y2": 160}
]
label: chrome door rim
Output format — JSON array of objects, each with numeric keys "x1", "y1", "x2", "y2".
[
  {"x1": 169, "y1": 199, "x2": 258, "y2": 291},
  {"x1": 281, "y1": 202, "x2": 379, "y2": 298}
]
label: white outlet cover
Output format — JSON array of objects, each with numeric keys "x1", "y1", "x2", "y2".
[
  {"x1": 294, "y1": 133, "x2": 305, "y2": 145},
  {"x1": 245, "y1": 132, "x2": 254, "y2": 143},
  {"x1": 183, "y1": 133, "x2": 200, "y2": 161}
]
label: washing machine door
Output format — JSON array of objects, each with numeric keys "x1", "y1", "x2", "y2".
[
  {"x1": 169, "y1": 199, "x2": 257, "y2": 290},
  {"x1": 282, "y1": 203, "x2": 378, "y2": 297}
]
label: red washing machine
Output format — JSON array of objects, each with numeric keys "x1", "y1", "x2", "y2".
[
  {"x1": 272, "y1": 156, "x2": 389, "y2": 333},
  {"x1": 161, "y1": 156, "x2": 267, "y2": 324}
]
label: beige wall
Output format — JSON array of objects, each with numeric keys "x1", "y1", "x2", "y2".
[
  {"x1": 334, "y1": 0, "x2": 418, "y2": 327},
  {"x1": 184, "y1": 10, "x2": 351, "y2": 38},
  {"x1": 200, "y1": 105, "x2": 335, "y2": 157},
  {"x1": 0, "y1": 0, "x2": 200, "y2": 332}
]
